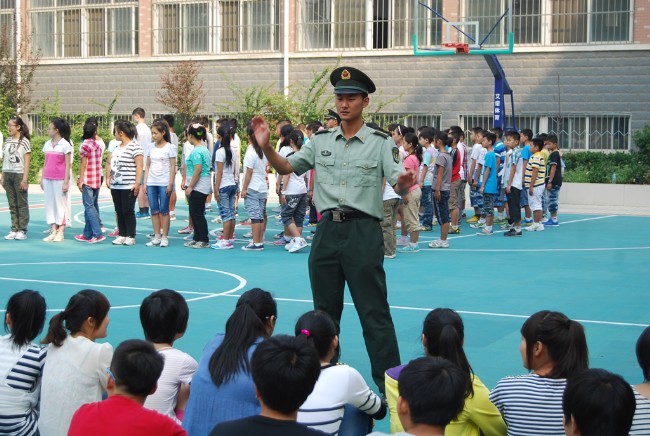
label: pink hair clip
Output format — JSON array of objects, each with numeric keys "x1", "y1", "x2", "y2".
[{"x1": 301, "y1": 329, "x2": 311, "y2": 337}]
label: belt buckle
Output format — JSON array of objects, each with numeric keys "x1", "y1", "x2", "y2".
[{"x1": 332, "y1": 210, "x2": 345, "y2": 222}]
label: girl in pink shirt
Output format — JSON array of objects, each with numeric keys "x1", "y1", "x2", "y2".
[
  {"x1": 399, "y1": 132, "x2": 422, "y2": 253},
  {"x1": 42, "y1": 118, "x2": 73, "y2": 242}
]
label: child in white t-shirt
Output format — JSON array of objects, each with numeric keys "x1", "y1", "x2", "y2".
[{"x1": 279, "y1": 130, "x2": 309, "y2": 253}]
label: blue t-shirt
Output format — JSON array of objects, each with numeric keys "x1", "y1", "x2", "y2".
[
  {"x1": 521, "y1": 144, "x2": 531, "y2": 161},
  {"x1": 494, "y1": 141, "x2": 506, "y2": 177},
  {"x1": 482, "y1": 151, "x2": 498, "y2": 194}
]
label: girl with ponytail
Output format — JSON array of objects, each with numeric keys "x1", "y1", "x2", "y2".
[
  {"x1": 295, "y1": 310, "x2": 386, "y2": 435},
  {"x1": 490, "y1": 310, "x2": 589, "y2": 435},
  {"x1": 385, "y1": 308, "x2": 506, "y2": 435},
  {"x1": 212, "y1": 123, "x2": 238, "y2": 249},
  {"x1": 2, "y1": 116, "x2": 32, "y2": 240},
  {"x1": 39, "y1": 289, "x2": 113, "y2": 435},
  {"x1": 183, "y1": 288, "x2": 277, "y2": 435},
  {"x1": 398, "y1": 131, "x2": 423, "y2": 253}
]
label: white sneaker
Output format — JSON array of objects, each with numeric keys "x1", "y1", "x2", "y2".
[
  {"x1": 288, "y1": 238, "x2": 308, "y2": 253},
  {"x1": 112, "y1": 236, "x2": 126, "y2": 245},
  {"x1": 384, "y1": 253, "x2": 396, "y2": 259},
  {"x1": 428, "y1": 239, "x2": 449, "y2": 248},
  {"x1": 124, "y1": 237, "x2": 136, "y2": 246},
  {"x1": 43, "y1": 232, "x2": 56, "y2": 242},
  {"x1": 52, "y1": 231, "x2": 64, "y2": 242},
  {"x1": 4, "y1": 231, "x2": 17, "y2": 240},
  {"x1": 243, "y1": 231, "x2": 252, "y2": 238},
  {"x1": 146, "y1": 238, "x2": 161, "y2": 247},
  {"x1": 14, "y1": 231, "x2": 27, "y2": 240},
  {"x1": 285, "y1": 238, "x2": 295, "y2": 251},
  {"x1": 160, "y1": 238, "x2": 169, "y2": 247},
  {"x1": 525, "y1": 222, "x2": 545, "y2": 232},
  {"x1": 211, "y1": 216, "x2": 222, "y2": 223},
  {"x1": 396, "y1": 235, "x2": 409, "y2": 246}
]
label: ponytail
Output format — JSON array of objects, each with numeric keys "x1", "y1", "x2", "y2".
[
  {"x1": 404, "y1": 132, "x2": 422, "y2": 163},
  {"x1": 294, "y1": 310, "x2": 339, "y2": 362},
  {"x1": 5, "y1": 290, "x2": 47, "y2": 348},
  {"x1": 247, "y1": 121, "x2": 264, "y2": 159},
  {"x1": 217, "y1": 124, "x2": 234, "y2": 168},
  {"x1": 115, "y1": 120, "x2": 137, "y2": 140},
  {"x1": 279, "y1": 124, "x2": 293, "y2": 150},
  {"x1": 208, "y1": 288, "x2": 277, "y2": 386},
  {"x1": 42, "y1": 312, "x2": 68, "y2": 347},
  {"x1": 10, "y1": 116, "x2": 30, "y2": 141}
]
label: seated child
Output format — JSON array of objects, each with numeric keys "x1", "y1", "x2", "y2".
[
  {"x1": 68, "y1": 339, "x2": 186, "y2": 436},
  {"x1": 210, "y1": 335, "x2": 325, "y2": 435},
  {"x1": 631, "y1": 325, "x2": 650, "y2": 434},
  {"x1": 563, "y1": 368, "x2": 636, "y2": 436}
]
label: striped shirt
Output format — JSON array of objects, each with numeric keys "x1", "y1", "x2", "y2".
[
  {"x1": 0, "y1": 335, "x2": 48, "y2": 436},
  {"x1": 630, "y1": 386, "x2": 650, "y2": 435},
  {"x1": 490, "y1": 373, "x2": 566, "y2": 436},
  {"x1": 298, "y1": 364, "x2": 383, "y2": 435},
  {"x1": 80, "y1": 138, "x2": 104, "y2": 189},
  {"x1": 524, "y1": 152, "x2": 546, "y2": 188},
  {"x1": 109, "y1": 140, "x2": 143, "y2": 189}
]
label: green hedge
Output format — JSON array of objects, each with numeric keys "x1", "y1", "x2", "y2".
[{"x1": 563, "y1": 151, "x2": 650, "y2": 184}]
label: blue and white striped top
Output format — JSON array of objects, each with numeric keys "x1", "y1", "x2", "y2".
[
  {"x1": 489, "y1": 373, "x2": 566, "y2": 436},
  {"x1": 0, "y1": 334, "x2": 48, "y2": 436},
  {"x1": 630, "y1": 386, "x2": 650, "y2": 435}
]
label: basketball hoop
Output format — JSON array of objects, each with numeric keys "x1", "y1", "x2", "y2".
[{"x1": 442, "y1": 43, "x2": 470, "y2": 54}]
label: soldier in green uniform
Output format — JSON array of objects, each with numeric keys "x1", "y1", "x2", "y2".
[{"x1": 250, "y1": 66, "x2": 416, "y2": 393}]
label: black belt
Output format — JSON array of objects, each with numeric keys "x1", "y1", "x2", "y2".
[{"x1": 324, "y1": 209, "x2": 374, "y2": 222}]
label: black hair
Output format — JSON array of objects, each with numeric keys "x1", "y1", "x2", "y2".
[
  {"x1": 519, "y1": 129, "x2": 533, "y2": 139},
  {"x1": 417, "y1": 125, "x2": 429, "y2": 134},
  {"x1": 151, "y1": 119, "x2": 171, "y2": 144},
  {"x1": 449, "y1": 125, "x2": 463, "y2": 136},
  {"x1": 209, "y1": 288, "x2": 277, "y2": 386},
  {"x1": 545, "y1": 134, "x2": 559, "y2": 145},
  {"x1": 521, "y1": 310, "x2": 588, "y2": 379},
  {"x1": 4, "y1": 290, "x2": 47, "y2": 348},
  {"x1": 404, "y1": 132, "x2": 423, "y2": 163},
  {"x1": 289, "y1": 129, "x2": 304, "y2": 151},
  {"x1": 433, "y1": 131, "x2": 452, "y2": 148},
  {"x1": 563, "y1": 368, "x2": 636, "y2": 436},
  {"x1": 537, "y1": 133, "x2": 548, "y2": 142},
  {"x1": 470, "y1": 127, "x2": 483, "y2": 135},
  {"x1": 482, "y1": 131, "x2": 496, "y2": 146},
  {"x1": 387, "y1": 123, "x2": 399, "y2": 134},
  {"x1": 200, "y1": 116, "x2": 210, "y2": 129},
  {"x1": 50, "y1": 117, "x2": 71, "y2": 144},
  {"x1": 228, "y1": 118, "x2": 238, "y2": 129},
  {"x1": 115, "y1": 120, "x2": 137, "y2": 140},
  {"x1": 637, "y1": 326, "x2": 650, "y2": 381},
  {"x1": 531, "y1": 137, "x2": 544, "y2": 152},
  {"x1": 394, "y1": 124, "x2": 408, "y2": 138},
  {"x1": 140, "y1": 289, "x2": 189, "y2": 344},
  {"x1": 419, "y1": 127, "x2": 435, "y2": 143},
  {"x1": 279, "y1": 124, "x2": 294, "y2": 150},
  {"x1": 490, "y1": 127, "x2": 503, "y2": 139},
  {"x1": 246, "y1": 121, "x2": 264, "y2": 159},
  {"x1": 82, "y1": 117, "x2": 99, "y2": 141},
  {"x1": 307, "y1": 122, "x2": 322, "y2": 133},
  {"x1": 398, "y1": 357, "x2": 471, "y2": 428},
  {"x1": 42, "y1": 289, "x2": 110, "y2": 347},
  {"x1": 520, "y1": 128, "x2": 533, "y2": 140},
  {"x1": 366, "y1": 122, "x2": 386, "y2": 134},
  {"x1": 295, "y1": 310, "x2": 339, "y2": 362},
  {"x1": 217, "y1": 123, "x2": 235, "y2": 167},
  {"x1": 504, "y1": 130, "x2": 520, "y2": 142},
  {"x1": 132, "y1": 107, "x2": 145, "y2": 119},
  {"x1": 162, "y1": 114, "x2": 175, "y2": 128},
  {"x1": 110, "y1": 339, "x2": 164, "y2": 396},
  {"x1": 187, "y1": 123, "x2": 207, "y2": 142},
  {"x1": 251, "y1": 335, "x2": 320, "y2": 415},
  {"x1": 9, "y1": 115, "x2": 30, "y2": 140},
  {"x1": 422, "y1": 309, "x2": 474, "y2": 396}
]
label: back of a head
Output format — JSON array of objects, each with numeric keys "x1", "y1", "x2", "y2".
[
  {"x1": 294, "y1": 310, "x2": 339, "y2": 361},
  {"x1": 504, "y1": 130, "x2": 520, "y2": 143},
  {"x1": 398, "y1": 357, "x2": 471, "y2": 428},
  {"x1": 111, "y1": 339, "x2": 164, "y2": 396},
  {"x1": 521, "y1": 310, "x2": 589, "y2": 379},
  {"x1": 637, "y1": 326, "x2": 650, "y2": 382},
  {"x1": 5, "y1": 289, "x2": 47, "y2": 348},
  {"x1": 491, "y1": 127, "x2": 503, "y2": 139},
  {"x1": 82, "y1": 117, "x2": 99, "y2": 141},
  {"x1": 520, "y1": 128, "x2": 533, "y2": 140},
  {"x1": 208, "y1": 288, "x2": 277, "y2": 386},
  {"x1": 140, "y1": 289, "x2": 189, "y2": 344},
  {"x1": 162, "y1": 114, "x2": 175, "y2": 128},
  {"x1": 563, "y1": 368, "x2": 636, "y2": 436},
  {"x1": 132, "y1": 107, "x2": 145, "y2": 119},
  {"x1": 422, "y1": 309, "x2": 473, "y2": 381},
  {"x1": 251, "y1": 335, "x2": 321, "y2": 415}
]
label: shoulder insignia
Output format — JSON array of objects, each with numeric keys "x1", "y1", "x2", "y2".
[
  {"x1": 392, "y1": 147, "x2": 400, "y2": 164},
  {"x1": 371, "y1": 129, "x2": 389, "y2": 139},
  {"x1": 314, "y1": 129, "x2": 330, "y2": 136}
]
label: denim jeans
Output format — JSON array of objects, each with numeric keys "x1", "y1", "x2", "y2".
[
  {"x1": 547, "y1": 185, "x2": 561, "y2": 215},
  {"x1": 2, "y1": 171, "x2": 29, "y2": 232},
  {"x1": 245, "y1": 189, "x2": 267, "y2": 222},
  {"x1": 338, "y1": 404, "x2": 373, "y2": 436},
  {"x1": 420, "y1": 185, "x2": 433, "y2": 227},
  {"x1": 218, "y1": 184, "x2": 238, "y2": 222},
  {"x1": 147, "y1": 185, "x2": 170, "y2": 215},
  {"x1": 82, "y1": 185, "x2": 102, "y2": 238}
]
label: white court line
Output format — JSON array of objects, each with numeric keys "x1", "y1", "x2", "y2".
[
  {"x1": 217, "y1": 294, "x2": 647, "y2": 328},
  {"x1": 421, "y1": 246, "x2": 650, "y2": 253},
  {"x1": 0, "y1": 277, "x2": 215, "y2": 295}
]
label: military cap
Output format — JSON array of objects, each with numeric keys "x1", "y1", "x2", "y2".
[
  {"x1": 325, "y1": 109, "x2": 341, "y2": 123},
  {"x1": 330, "y1": 66, "x2": 376, "y2": 95}
]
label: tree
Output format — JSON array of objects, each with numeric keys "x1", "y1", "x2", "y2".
[
  {"x1": 0, "y1": 21, "x2": 40, "y2": 126},
  {"x1": 156, "y1": 61, "x2": 205, "y2": 125}
]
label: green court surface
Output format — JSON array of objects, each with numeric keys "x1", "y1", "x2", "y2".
[{"x1": 1, "y1": 192, "x2": 649, "y2": 432}]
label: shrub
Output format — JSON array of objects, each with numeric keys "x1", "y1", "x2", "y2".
[{"x1": 563, "y1": 151, "x2": 649, "y2": 184}]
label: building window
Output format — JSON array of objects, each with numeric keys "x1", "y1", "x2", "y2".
[
  {"x1": 367, "y1": 113, "x2": 441, "y2": 131},
  {"x1": 297, "y1": 0, "x2": 425, "y2": 51},
  {"x1": 153, "y1": 0, "x2": 279, "y2": 55},
  {"x1": 551, "y1": 0, "x2": 631, "y2": 44},
  {"x1": 30, "y1": 0, "x2": 138, "y2": 58},
  {"x1": 1, "y1": 0, "x2": 15, "y2": 57}
]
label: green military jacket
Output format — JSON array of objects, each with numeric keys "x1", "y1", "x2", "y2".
[{"x1": 287, "y1": 123, "x2": 404, "y2": 220}]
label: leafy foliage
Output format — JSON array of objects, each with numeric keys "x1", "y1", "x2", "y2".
[
  {"x1": 156, "y1": 61, "x2": 205, "y2": 125},
  {"x1": 563, "y1": 151, "x2": 650, "y2": 184}
]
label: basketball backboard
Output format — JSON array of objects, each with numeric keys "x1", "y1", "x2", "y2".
[{"x1": 413, "y1": 0, "x2": 514, "y2": 56}]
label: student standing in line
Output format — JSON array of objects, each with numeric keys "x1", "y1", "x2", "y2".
[
  {"x1": 2, "y1": 116, "x2": 31, "y2": 240},
  {"x1": 144, "y1": 120, "x2": 176, "y2": 247},
  {"x1": 76, "y1": 118, "x2": 106, "y2": 243},
  {"x1": 41, "y1": 118, "x2": 73, "y2": 242},
  {"x1": 182, "y1": 123, "x2": 212, "y2": 249}
]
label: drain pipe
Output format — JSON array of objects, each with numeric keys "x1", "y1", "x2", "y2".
[
  {"x1": 283, "y1": 0, "x2": 289, "y2": 96},
  {"x1": 15, "y1": 0, "x2": 22, "y2": 113}
]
